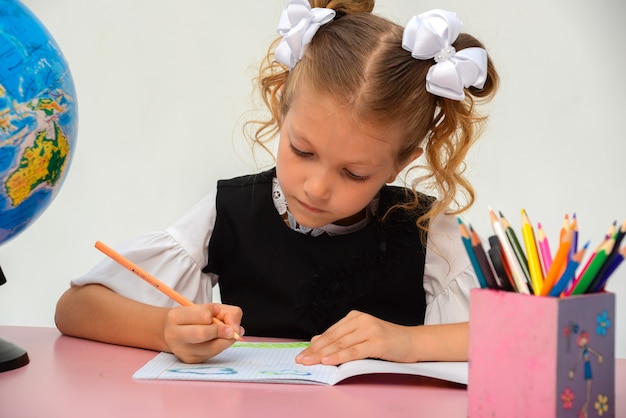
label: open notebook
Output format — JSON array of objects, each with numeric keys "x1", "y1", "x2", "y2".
[{"x1": 133, "y1": 342, "x2": 468, "y2": 385}]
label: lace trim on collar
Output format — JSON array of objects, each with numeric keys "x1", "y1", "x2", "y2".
[{"x1": 271, "y1": 177, "x2": 377, "y2": 237}]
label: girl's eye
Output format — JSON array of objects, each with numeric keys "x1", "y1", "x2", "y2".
[
  {"x1": 344, "y1": 170, "x2": 369, "y2": 182},
  {"x1": 289, "y1": 142, "x2": 313, "y2": 158}
]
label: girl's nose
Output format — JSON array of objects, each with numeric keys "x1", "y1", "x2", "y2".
[{"x1": 303, "y1": 169, "x2": 331, "y2": 201}]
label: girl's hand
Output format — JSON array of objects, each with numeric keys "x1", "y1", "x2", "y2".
[
  {"x1": 163, "y1": 303, "x2": 244, "y2": 363},
  {"x1": 295, "y1": 310, "x2": 415, "y2": 366}
]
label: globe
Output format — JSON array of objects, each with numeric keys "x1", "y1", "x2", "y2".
[
  {"x1": 0, "y1": 0, "x2": 78, "y2": 247},
  {"x1": 0, "y1": 0, "x2": 78, "y2": 372}
]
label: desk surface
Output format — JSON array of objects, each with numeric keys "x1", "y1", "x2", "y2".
[{"x1": 0, "y1": 326, "x2": 624, "y2": 418}]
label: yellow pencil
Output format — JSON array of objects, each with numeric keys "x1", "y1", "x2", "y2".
[
  {"x1": 521, "y1": 209, "x2": 543, "y2": 295},
  {"x1": 95, "y1": 240, "x2": 242, "y2": 341}
]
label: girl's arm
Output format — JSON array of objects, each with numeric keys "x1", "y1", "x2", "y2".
[
  {"x1": 55, "y1": 283, "x2": 243, "y2": 363},
  {"x1": 295, "y1": 311, "x2": 467, "y2": 365},
  {"x1": 55, "y1": 283, "x2": 170, "y2": 351},
  {"x1": 297, "y1": 213, "x2": 475, "y2": 366}
]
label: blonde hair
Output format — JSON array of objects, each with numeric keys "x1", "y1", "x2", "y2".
[{"x1": 246, "y1": 0, "x2": 499, "y2": 234}]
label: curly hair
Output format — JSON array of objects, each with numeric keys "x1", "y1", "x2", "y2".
[{"x1": 245, "y1": 0, "x2": 499, "y2": 237}]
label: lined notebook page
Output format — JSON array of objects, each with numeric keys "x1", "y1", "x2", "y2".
[
  {"x1": 133, "y1": 342, "x2": 339, "y2": 384},
  {"x1": 133, "y1": 342, "x2": 469, "y2": 385}
]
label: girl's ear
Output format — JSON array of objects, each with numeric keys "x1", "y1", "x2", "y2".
[{"x1": 387, "y1": 148, "x2": 424, "y2": 183}]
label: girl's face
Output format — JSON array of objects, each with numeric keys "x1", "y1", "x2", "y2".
[{"x1": 276, "y1": 85, "x2": 406, "y2": 229}]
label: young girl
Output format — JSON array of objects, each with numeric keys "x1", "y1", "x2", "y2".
[{"x1": 55, "y1": 0, "x2": 499, "y2": 366}]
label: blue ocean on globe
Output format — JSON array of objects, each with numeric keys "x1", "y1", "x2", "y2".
[{"x1": 0, "y1": 0, "x2": 78, "y2": 245}]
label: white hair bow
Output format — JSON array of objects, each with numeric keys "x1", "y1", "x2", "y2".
[
  {"x1": 275, "y1": 0, "x2": 336, "y2": 70},
  {"x1": 402, "y1": 9, "x2": 488, "y2": 101}
]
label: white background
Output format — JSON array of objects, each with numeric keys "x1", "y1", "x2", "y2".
[{"x1": 1, "y1": 0, "x2": 625, "y2": 357}]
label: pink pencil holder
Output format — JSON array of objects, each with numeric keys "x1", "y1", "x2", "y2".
[{"x1": 468, "y1": 288, "x2": 615, "y2": 418}]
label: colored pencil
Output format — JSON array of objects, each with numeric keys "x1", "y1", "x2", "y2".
[
  {"x1": 489, "y1": 206, "x2": 530, "y2": 294},
  {"x1": 488, "y1": 235, "x2": 514, "y2": 291},
  {"x1": 584, "y1": 220, "x2": 626, "y2": 293},
  {"x1": 575, "y1": 221, "x2": 618, "y2": 286},
  {"x1": 537, "y1": 222, "x2": 552, "y2": 276},
  {"x1": 548, "y1": 241, "x2": 589, "y2": 297},
  {"x1": 500, "y1": 211, "x2": 532, "y2": 293},
  {"x1": 570, "y1": 238, "x2": 615, "y2": 295},
  {"x1": 559, "y1": 214, "x2": 570, "y2": 242},
  {"x1": 94, "y1": 240, "x2": 243, "y2": 341},
  {"x1": 470, "y1": 225, "x2": 500, "y2": 290},
  {"x1": 569, "y1": 213, "x2": 579, "y2": 258},
  {"x1": 605, "y1": 221, "x2": 617, "y2": 240},
  {"x1": 614, "y1": 219, "x2": 626, "y2": 248},
  {"x1": 563, "y1": 234, "x2": 609, "y2": 297},
  {"x1": 521, "y1": 209, "x2": 544, "y2": 295},
  {"x1": 540, "y1": 227, "x2": 573, "y2": 296},
  {"x1": 458, "y1": 218, "x2": 488, "y2": 289},
  {"x1": 591, "y1": 246, "x2": 626, "y2": 291}
]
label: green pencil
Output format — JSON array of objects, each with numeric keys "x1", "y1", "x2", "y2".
[{"x1": 570, "y1": 238, "x2": 614, "y2": 295}]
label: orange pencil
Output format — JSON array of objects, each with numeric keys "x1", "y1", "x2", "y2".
[
  {"x1": 95, "y1": 240, "x2": 242, "y2": 341},
  {"x1": 559, "y1": 214, "x2": 570, "y2": 242},
  {"x1": 548, "y1": 241, "x2": 589, "y2": 297},
  {"x1": 540, "y1": 228, "x2": 573, "y2": 296}
]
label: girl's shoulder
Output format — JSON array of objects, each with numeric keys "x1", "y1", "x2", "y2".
[{"x1": 217, "y1": 168, "x2": 276, "y2": 189}]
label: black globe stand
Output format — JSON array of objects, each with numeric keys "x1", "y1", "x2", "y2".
[
  {"x1": 0, "y1": 264, "x2": 29, "y2": 372},
  {"x1": 0, "y1": 338, "x2": 29, "y2": 372}
]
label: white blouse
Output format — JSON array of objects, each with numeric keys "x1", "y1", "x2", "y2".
[{"x1": 73, "y1": 187, "x2": 479, "y2": 325}]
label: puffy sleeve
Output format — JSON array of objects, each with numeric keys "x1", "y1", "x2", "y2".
[
  {"x1": 71, "y1": 189, "x2": 219, "y2": 307},
  {"x1": 423, "y1": 213, "x2": 480, "y2": 325}
]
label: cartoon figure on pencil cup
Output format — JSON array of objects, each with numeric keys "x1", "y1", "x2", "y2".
[
  {"x1": 55, "y1": 0, "x2": 499, "y2": 365},
  {"x1": 568, "y1": 330, "x2": 605, "y2": 418}
]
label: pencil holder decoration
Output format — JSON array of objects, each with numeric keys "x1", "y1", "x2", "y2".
[{"x1": 467, "y1": 288, "x2": 615, "y2": 418}]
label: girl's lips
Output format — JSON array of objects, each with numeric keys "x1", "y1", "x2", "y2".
[{"x1": 296, "y1": 198, "x2": 323, "y2": 213}]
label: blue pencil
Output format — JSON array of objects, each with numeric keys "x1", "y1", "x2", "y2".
[
  {"x1": 458, "y1": 218, "x2": 488, "y2": 288},
  {"x1": 548, "y1": 241, "x2": 589, "y2": 297}
]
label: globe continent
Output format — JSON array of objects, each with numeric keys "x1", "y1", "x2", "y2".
[{"x1": 0, "y1": 0, "x2": 78, "y2": 245}]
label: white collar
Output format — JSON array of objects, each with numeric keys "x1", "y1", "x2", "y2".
[{"x1": 271, "y1": 177, "x2": 377, "y2": 236}]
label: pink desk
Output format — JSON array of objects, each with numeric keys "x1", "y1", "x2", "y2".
[{"x1": 0, "y1": 326, "x2": 624, "y2": 418}]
